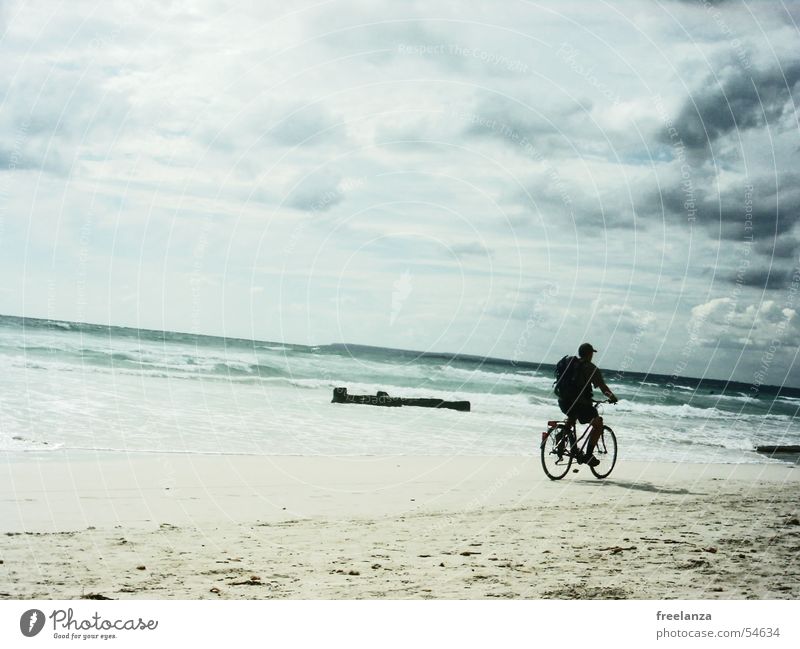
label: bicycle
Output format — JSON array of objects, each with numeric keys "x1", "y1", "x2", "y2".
[{"x1": 540, "y1": 400, "x2": 618, "y2": 480}]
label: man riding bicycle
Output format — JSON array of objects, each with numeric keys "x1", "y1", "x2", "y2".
[{"x1": 558, "y1": 343, "x2": 618, "y2": 467}]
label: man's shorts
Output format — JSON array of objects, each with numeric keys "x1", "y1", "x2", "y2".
[{"x1": 558, "y1": 397, "x2": 598, "y2": 425}]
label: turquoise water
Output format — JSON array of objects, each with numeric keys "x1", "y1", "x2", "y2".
[{"x1": 0, "y1": 314, "x2": 798, "y2": 463}]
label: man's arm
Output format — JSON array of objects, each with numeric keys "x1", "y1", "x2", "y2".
[
  {"x1": 592, "y1": 368, "x2": 618, "y2": 403},
  {"x1": 597, "y1": 380, "x2": 618, "y2": 403}
]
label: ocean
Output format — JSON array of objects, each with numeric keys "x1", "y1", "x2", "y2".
[{"x1": 1, "y1": 314, "x2": 798, "y2": 464}]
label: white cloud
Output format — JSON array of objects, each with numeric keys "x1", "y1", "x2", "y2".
[
  {"x1": 690, "y1": 297, "x2": 800, "y2": 349},
  {"x1": 592, "y1": 300, "x2": 657, "y2": 334}
]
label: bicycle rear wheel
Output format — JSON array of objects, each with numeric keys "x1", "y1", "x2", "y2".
[
  {"x1": 589, "y1": 425, "x2": 617, "y2": 479},
  {"x1": 541, "y1": 424, "x2": 572, "y2": 480}
]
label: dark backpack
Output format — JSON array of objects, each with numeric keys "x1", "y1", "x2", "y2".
[{"x1": 553, "y1": 355, "x2": 579, "y2": 399}]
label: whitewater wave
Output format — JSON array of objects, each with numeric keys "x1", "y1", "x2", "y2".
[
  {"x1": 2, "y1": 347, "x2": 289, "y2": 379},
  {"x1": 706, "y1": 393, "x2": 759, "y2": 405},
  {"x1": 44, "y1": 320, "x2": 73, "y2": 331},
  {"x1": 616, "y1": 401, "x2": 726, "y2": 418},
  {"x1": 436, "y1": 364, "x2": 551, "y2": 388},
  {"x1": 672, "y1": 437, "x2": 746, "y2": 450}
]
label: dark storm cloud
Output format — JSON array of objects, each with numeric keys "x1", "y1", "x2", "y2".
[
  {"x1": 756, "y1": 229, "x2": 800, "y2": 259},
  {"x1": 725, "y1": 265, "x2": 794, "y2": 290},
  {"x1": 725, "y1": 226, "x2": 800, "y2": 291},
  {"x1": 715, "y1": 175, "x2": 799, "y2": 241},
  {"x1": 653, "y1": 170, "x2": 800, "y2": 288},
  {"x1": 463, "y1": 93, "x2": 632, "y2": 231},
  {"x1": 661, "y1": 60, "x2": 800, "y2": 152}
]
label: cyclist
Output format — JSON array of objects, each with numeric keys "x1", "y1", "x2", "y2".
[{"x1": 559, "y1": 343, "x2": 618, "y2": 467}]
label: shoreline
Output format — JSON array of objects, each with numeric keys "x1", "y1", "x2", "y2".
[
  {"x1": 1, "y1": 454, "x2": 798, "y2": 599},
  {"x1": 3, "y1": 447, "x2": 798, "y2": 465}
]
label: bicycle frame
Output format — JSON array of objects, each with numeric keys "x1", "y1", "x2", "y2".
[
  {"x1": 541, "y1": 400, "x2": 617, "y2": 480},
  {"x1": 544, "y1": 399, "x2": 608, "y2": 458},
  {"x1": 544, "y1": 420, "x2": 593, "y2": 458}
]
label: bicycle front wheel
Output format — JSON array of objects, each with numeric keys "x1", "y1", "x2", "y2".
[
  {"x1": 589, "y1": 425, "x2": 617, "y2": 479},
  {"x1": 541, "y1": 424, "x2": 572, "y2": 480}
]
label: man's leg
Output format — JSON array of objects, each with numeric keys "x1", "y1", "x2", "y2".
[
  {"x1": 585, "y1": 415, "x2": 603, "y2": 457},
  {"x1": 559, "y1": 416, "x2": 576, "y2": 455}
]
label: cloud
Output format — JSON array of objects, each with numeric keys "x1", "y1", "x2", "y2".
[
  {"x1": 450, "y1": 241, "x2": 491, "y2": 258},
  {"x1": 671, "y1": 172, "x2": 799, "y2": 288},
  {"x1": 0, "y1": 143, "x2": 39, "y2": 170},
  {"x1": 592, "y1": 300, "x2": 656, "y2": 333},
  {"x1": 485, "y1": 283, "x2": 560, "y2": 323},
  {"x1": 690, "y1": 297, "x2": 800, "y2": 349},
  {"x1": 509, "y1": 161, "x2": 654, "y2": 232},
  {"x1": 756, "y1": 228, "x2": 800, "y2": 259},
  {"x1": 661, "y1": 59, "x2": 800, "y2": 152},
  {"x1": 285, "y1": 169, "x2": 344, "y2": 212},
  {"x1": 195, "y1": 99, "x2": 348, "y2": 157},
  {"x1": 312, "y1": 8, "x2": 532, "y2": 78},
  {"x1": 269, "y1": 103, "x2": 346, "y2": 147},
  {"x1": 724, "y1": 264, "x2": 794, "y2": 290},
  {"x1": 462, "y1": 92, "x2": 586, "y2": 151},
  {"x1": 651, "y1": 167, "x2": 800, "y2": 289},
  {"x1": 0, "y1": 48, "x2": 133, "y2": 175}
]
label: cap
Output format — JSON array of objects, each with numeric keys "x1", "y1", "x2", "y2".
[{"x1": 578, "y1": 342, "x2": 598, "y2": 357}]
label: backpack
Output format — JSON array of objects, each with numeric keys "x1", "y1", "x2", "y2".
[{"x1": 553, "y1": 355, "x2": 579, "y2": 399}]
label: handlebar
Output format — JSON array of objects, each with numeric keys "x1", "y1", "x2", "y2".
[{"x1": 593, "y1": 398, "x2": 617, "y2": 406}]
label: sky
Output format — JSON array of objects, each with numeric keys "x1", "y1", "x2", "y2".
[{"x1": 0, "y1": 0, "x2": 799, "y2": 386}]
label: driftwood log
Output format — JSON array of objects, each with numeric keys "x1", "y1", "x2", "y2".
[
  {"x1": 755, "y1": 445, "x2": 800, "y2": 455},
  {"x1": 331, "y1": 387, "x2": 470, "y2": 412}
]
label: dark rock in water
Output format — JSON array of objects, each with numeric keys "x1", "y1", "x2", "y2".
[
  {"x1": 756, "y1": 445, "x2": 800, "y2": 453},
  {"x1": 332, "y1": 387, "x2": 402, "y2": 407},
  {"x1": 331, "y1": 387, "x2": 470, "y2": 412},
  {"x1": 754, "y1": 445, "x2": 800, "y2": 465}
]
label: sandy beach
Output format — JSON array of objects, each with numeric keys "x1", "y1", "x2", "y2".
[{"x1": 1, "y1": 453, "x2": 798, "y2": 600}]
